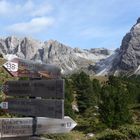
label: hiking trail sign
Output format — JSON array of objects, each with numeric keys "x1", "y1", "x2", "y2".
[
  {"x1": 3, "y1": 79, "x2": 64, "y2": 98},
  {"x1": 3, "y1": 58, "x2": 61, "y2": 78},
  {"x1": 0, "y1": 58, "x2": 77, "y2": 138},
  {"x1": 0, "y1": 116, "x2": 77, "y2": 138},
  {"x1": 1, "y1": 98, "x2": 64, "y2": 118}
]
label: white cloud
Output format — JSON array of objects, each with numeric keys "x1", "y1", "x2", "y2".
[
  {"x1": 30, "y1": 2, "x2": 53, "y2": 17},
  {"x1": 1, "y1": 0, "x2": 55, "y2": 35},
  {"x1": 7, "y1": 17, "x2": 55, "y2": 34},
  {"x1": 0, "y1": 0, "x2": 53, "y2": 17},
  {"x1": 0, "y1": 0, "x2": 11, "y2": 15}
]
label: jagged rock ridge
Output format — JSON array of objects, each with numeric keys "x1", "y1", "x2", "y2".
[{"x1": 0, "y1": 36, "x2": 112, "y2": 74}]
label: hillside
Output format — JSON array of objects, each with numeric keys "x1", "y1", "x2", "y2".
[{"x1": 0, "y1": 54, "x2": 140, "y2": 140}]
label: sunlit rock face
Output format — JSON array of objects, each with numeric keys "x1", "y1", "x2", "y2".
[
  {"x1": 93, "y1": 18, "x2": 140, "y2": 76},
  {"x1": 119, "y1": 18, "x2": 140, "y2": 71},
  {"x1": 0, "y1": 36, "x2": 112, "y2": 74}
]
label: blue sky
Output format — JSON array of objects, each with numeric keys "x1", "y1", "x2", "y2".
[{"x1": 0, "y1": 0, "x2": 140, "y2": 49}]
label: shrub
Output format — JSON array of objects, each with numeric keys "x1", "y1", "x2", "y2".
[
  {"x1": 119, "y1": 125, "x2": 140, "y2": 139},
  {"x1": 44, "y1": 131, "x2": 85, "y2": 140},
  {"x1": 92, "y1": 129, "x2": 128, "y2": 140}
]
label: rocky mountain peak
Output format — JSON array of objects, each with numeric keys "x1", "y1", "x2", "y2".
[
  {"x1": 0, "y1": 36, "x2": 112, "y2": 74},
  {"x1": 136, "y1": 17, "x2": 140, "y2": 24},
  {"x1": 119, "y1": 18, "x2": 140, "y2": 71},
  {"x1": 89, "y1": 48, "x2": 112, "y2": 55},
  {"x1": 94, "y1": 18, "x2": 140, "y2": 76}
]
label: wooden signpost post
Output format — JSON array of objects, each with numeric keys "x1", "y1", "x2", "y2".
[{"x1": 0, "y1": 58, "x2": 77, "y2": 139}]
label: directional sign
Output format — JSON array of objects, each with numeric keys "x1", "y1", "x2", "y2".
[
  {"x1": 0, "y1": 117, "x2": 77, "y2": 138},
  {"x1": 3, "y1": 79, "x2": 64, "y2": 99},
  {"x1": 3, "y1": 58, "x2": 61, "y2": 78},
  {"x1": 0, "y1": 118, "x2": 33, "y2": 138},
  {"x1": 2, "y1": 99, "x2": 64, "y2": 118},
  {"x1": 36, "y1": 116, "x2": 77, "y2": 134}
]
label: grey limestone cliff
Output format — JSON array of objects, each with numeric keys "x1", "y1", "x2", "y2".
[
  {"x1": 0, "y1": 36, "x2": 111, "y2": 74},
  {"x1": 94, "y1": 17, "x2": 140, "y2": 76}
]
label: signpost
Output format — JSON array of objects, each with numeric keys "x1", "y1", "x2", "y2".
[
  {"x1": 0, "y1": 118, "x2": 33, "y2": 138},
  {"x1": 0, "y1": 58, "x2": 77, "y2": 139},
  {"x1": 36, "y1": 116, "x2": 77, "y2": 134},
  {"x1": 3, "y1": 58, "x2": 61, "y2": 78},
  {"x1": 1, "y1": 99, "x2": 64, "y2": 119},
  {"x1": 0, "y1": 117, "x2": 77, "y2": 138},
  {"x1": 3, "y1": 79, "x2": 64, "y2": 99}
]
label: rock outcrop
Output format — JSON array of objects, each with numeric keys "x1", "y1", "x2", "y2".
[{"x1": 94, "y1": 17, "x2": 140, "y2": 76}]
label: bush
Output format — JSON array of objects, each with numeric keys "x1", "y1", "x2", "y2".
[
  {"x1": 44, "y1": 131, "x2": 85, "y2": 140},
  {"x1": 119, "y1": 125, "x2": 140, "y2": 139},
  {"x1": 92, "y1": 129, "x2": 128, "y2": 140},
  {"x1": 91, "y1": 125, "x2": 140, "y2": 140}
]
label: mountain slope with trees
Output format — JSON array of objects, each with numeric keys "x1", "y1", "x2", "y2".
[
  {"x1": 0, "y1": 55, "x2": 140, "y2": 139},
  {"x1": 64, "y1": 72, "x2": 140, "y2": 140}
]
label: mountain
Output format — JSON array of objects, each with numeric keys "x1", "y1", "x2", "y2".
[
  {"x1": 0, "y1": 36, "x2": 112, "y2": 74},
  {"x1": 94, "y1": 17, "x2": 140, "y2": 76}
]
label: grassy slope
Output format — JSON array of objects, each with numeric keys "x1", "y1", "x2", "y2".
[
  {"x1": 0, "y1": 58, "x2": 15, "y2": 83},
  {"x1": 0, "y1": 58, "x2": 16, "y2": 117}
]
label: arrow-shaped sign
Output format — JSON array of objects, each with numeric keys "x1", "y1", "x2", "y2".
[
  {"x1": 3, "y1": 58, "x2": 61, "y2": 78},
  {"x1": 0, "y1": 117, "x2": 77, "y2": 138},
  {"x1": 36, "y1": 116, "x2": 77, "y2": 134}
]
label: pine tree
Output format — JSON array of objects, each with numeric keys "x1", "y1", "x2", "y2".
[
  {"x1": 64, "y1": 78, "x2": 75, "y2": 119},
  {"x1": 99, "y1": 76, "x2": 132, "y2": 128},
  {"x1": 72, "y1": 72, "x2": 95, "y2": 113},
  {"x1": 92, "y1": 79, "x2": 101, "y2": 104}
]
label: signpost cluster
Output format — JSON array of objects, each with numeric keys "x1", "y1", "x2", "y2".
[
  {"x1": 2, "y1": 79, "x2": 64, "y2": 118},
  {"x1": 0, "y1": 58, "x2": 77, "y2": 139}
]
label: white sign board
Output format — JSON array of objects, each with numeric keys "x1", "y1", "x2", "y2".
[
  {"x1": 37, "y1": 116, "x2": 77, "y2": 134},
  {"x1": 0, "y1": 118, "x2": 33, "y2": 138},
  {"x1": 0, "y1": 117, "x2": 77, "y2": 138},
  {"x1": 3, "y1": 62, "x2": 18, "y2": 72}
]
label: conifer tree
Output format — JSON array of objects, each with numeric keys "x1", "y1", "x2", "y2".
[
  {"x1": 72, "y1": 72, "x2": 95, "y2": 113},
  {"x1": 92, "y1": 79, "x2": 101, "y2": 104},
  {"x1": 99, "y1": 76, "x2": 132, "y2": 128},
  {"x1": 64, "y1": 78, "x2": 75, "y2": 119}
]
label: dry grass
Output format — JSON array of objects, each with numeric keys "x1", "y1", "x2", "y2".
[{"x1": 91, "y1": 75, "x2": 108, "y2": 84}]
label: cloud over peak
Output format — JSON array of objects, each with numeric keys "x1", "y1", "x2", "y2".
[
  {"x1": 0, "y1": 0, "x2": 53, "y2": 17},
  {"x1": 0, "y1": 0, "x2": 55, "y2": 35},
  {"x1": 7, "y1": 17, "x2": 55, "y2": 35}
]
